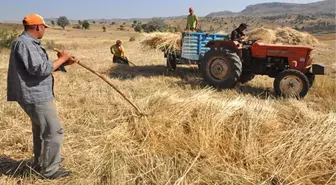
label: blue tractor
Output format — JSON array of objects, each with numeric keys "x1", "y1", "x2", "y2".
[{"x1": 164, "y1": 32, "x2": 229, "y2": 71}]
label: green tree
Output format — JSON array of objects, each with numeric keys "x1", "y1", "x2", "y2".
[
  {"x1": 132, "y1": 20, "x2": 138, "y2": 28},
  {"x1": 0, "y1": 29, "x2": 20, "y2": 49},
  {"x1": 133, "y1": 18, "x2": 169, "y2": 33},
  {"x1": 143, "y1": 18, "x2": 168, "y2": 33},
  {"x1": 57, "y1": 16, "x2": 70, "y2": 29},
  {"x1": 82, "y1": 20, "x2": 90, "y2": 29},
  {"x1": 134, "y1": 22, "x2": 143, "y2": 32},
  {"x1": 50, "y1": 20, "x2": 55, "y2": 26}
]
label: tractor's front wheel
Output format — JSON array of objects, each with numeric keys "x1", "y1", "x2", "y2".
[
  {"x1": 200, "y1": 50, "x2": 242, "y2": 89},
  {"x1": 274, "y1": 69, "x2": 310, "y2": 98}
]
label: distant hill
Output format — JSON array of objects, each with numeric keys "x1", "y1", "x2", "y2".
[
  {"x1": 206, "y1": 0, "x2": 335, "y2": 17},
  {"x1": 206, "y1": 11, "x2": 237, "y2": 17}
]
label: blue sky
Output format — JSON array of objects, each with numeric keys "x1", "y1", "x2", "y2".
[{"x1": 0, "y1": 0, "x2": 322, "y2": 21}]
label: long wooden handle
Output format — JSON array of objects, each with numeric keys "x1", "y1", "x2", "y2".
[
  {"x1": 53, "y1": 48, "x2": 144, "y2": 116},
  {"x1": 128, "y1": 61, "x2": 137, "y2": 67}
]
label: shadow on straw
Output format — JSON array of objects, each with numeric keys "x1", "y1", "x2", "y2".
[
  {"x1": 108, "y1": 64, "x2": 277, "y2": 99},
  {"x1": 0, "y1": 156, "x2": 38, "y2": 178},
  {"x1": 235, "y1": 84, "x2": 276, "y2": 99},
  {"x1": 108, "y1": 64, "x2": 200, "y2": 80}
]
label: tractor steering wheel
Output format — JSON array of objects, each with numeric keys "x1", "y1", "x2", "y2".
[{"x1": 243, "y1": 40, "x2": 258, "y2": 45}]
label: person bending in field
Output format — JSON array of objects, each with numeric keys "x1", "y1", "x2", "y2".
[{"x1": 110, "y1": 40, "x2": 129, "y2": 65}]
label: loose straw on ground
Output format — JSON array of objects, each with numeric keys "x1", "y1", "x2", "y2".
[{"x1": 53, "y1": 48, "x2": 144, "y2": 116}]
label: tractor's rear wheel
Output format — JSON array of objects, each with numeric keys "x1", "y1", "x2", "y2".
[
  {"x1": 239, "y1": 71, "x2": 255, "y2": 84},
  {"x1": 200, "y1": 50, "x2": 242, "y2": 89},
  {"x1": 274, "y1": 69, "x2": 310, "y2": 98}
]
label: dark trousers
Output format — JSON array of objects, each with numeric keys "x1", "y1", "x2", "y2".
[
  {"x1": 19, "y1": 100, "x2": 64, "y2": 177},
  {"x1": 113, "y1": 56, "x2": 129, "y2": 65}
]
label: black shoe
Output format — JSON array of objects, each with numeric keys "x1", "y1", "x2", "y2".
[
  {"x1": 32, "y1": 158, "x2": 65, "y2": 173},
  {"x1": 45, "y1": 168, "x2": 71, "y2": 179}
]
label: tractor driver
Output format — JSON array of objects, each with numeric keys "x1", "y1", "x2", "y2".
[{"x1": 231, "y1": 23, "x2": 248, "y2": 43}]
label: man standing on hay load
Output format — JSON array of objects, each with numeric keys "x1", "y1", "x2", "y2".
[
  {"x1": 110, "y1": 40, "x2": 129, "y2": 65},
  {"x1": 186, "y1": 7, "x2": 198, "y2": 31},
  {"x1": 7, "y1": 14, "x2": 75, "y2": 179},
  {"x1": 231, "y1": 23, "x2": 248, "y2": 43}
]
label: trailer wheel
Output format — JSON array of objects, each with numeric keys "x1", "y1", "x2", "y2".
[
  {"x1": 200, "y1": 50, "x2": 242, "y2": 89},
  {"x1": 274, "y1": 69, "x2": 310, "y2": 98},
  {"x1": 166, "y1": 56, "x2": 176, "y2": 71}
]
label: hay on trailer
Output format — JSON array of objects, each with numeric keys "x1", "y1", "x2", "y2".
[
  {"x1": 246, "y1": 28, "x2": 277, "y2": 44},
  {"x1": 141, "y1": 32, "x2": 182, "y2": 53},
  {"x1": 216, "y1": 31, "x2": 229, "y2": 34},
  {"x1": 247, "y1": 27, "x2": 320, "y2": 45},
  {"x1": 140, "y1": 27, "x2": 320, "y2": 54},
  {"x1": 275, "y1": 27, "x2": 320, "y2": 45}
]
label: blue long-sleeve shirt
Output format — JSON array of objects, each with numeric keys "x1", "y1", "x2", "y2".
[{"x1": 7, "y1": 31, "x2": 55, "y2": 104}]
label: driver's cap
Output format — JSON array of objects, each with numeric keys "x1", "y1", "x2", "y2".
[{"x1": 239, "y1": 23, "x2": 248, "y2": 28}]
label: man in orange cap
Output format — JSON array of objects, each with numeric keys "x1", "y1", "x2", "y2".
[
  {"x1": 186, "y1": 7, "x2": 198, "y2": 31},
  {"x1": 110, "y1": 40, "x2": 129, "y2": 65},
  {"x1": 7, "y1": 14, "x2": 75, "y2": 179}
]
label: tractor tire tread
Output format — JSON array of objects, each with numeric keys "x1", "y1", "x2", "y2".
[
  {"x1": 200, "y1": 50, "x2": 242, "y2": 89},
  {"x1": 274, "y1": 69, "x2": 310, "y2": 98}
]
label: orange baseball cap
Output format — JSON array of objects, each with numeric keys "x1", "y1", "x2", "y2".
[{"x1": 23, "y1": 14, "x2": 49, "y2": 28}]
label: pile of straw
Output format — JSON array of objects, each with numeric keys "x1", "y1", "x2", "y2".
[
  {"x1": 140, "y1": 32, "x2": 182, "y2": 52},
  {"x1": 247, "y1": 27, "x2": 320, "y2": 45},
  {"x1": 140, "y1": 27, "x2": 320, "y2": 53}
]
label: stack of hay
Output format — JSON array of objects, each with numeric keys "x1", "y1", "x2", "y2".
[
  {"x1": 140, "y1": 32, "x2": 182, "y2": 52},
  {"x1": 247, "y1": 27, "x2": 320, "y2": 45},
  {"x1": 140, "y1": 27, "x2": 320, "y2": 53}
]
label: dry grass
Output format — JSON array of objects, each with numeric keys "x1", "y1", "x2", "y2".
[
  {"x1": 247, "y1": 27, "x2": 321, "y2": 46},
  {"x1": 0, "y1": 26, "x2": 335, "y2": 185},
  {"x1": 246, "y1": 28, "x2": 277, "y2": 44},
  {"x1": 140, "y1": 32, "x2": 182, "y2": 52}
]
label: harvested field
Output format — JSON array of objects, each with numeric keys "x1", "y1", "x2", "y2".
[{"x1": 0, "y1": 25, "x2": 335, "y2": 185}]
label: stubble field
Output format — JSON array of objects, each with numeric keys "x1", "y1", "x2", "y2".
[{"x1": 0, "y1": 26, "x2": 335, "y2": 185}]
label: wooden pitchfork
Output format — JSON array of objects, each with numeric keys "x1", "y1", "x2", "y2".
[{"x1": 53, "y1": 48, "x2": 144, "y2": 116}]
